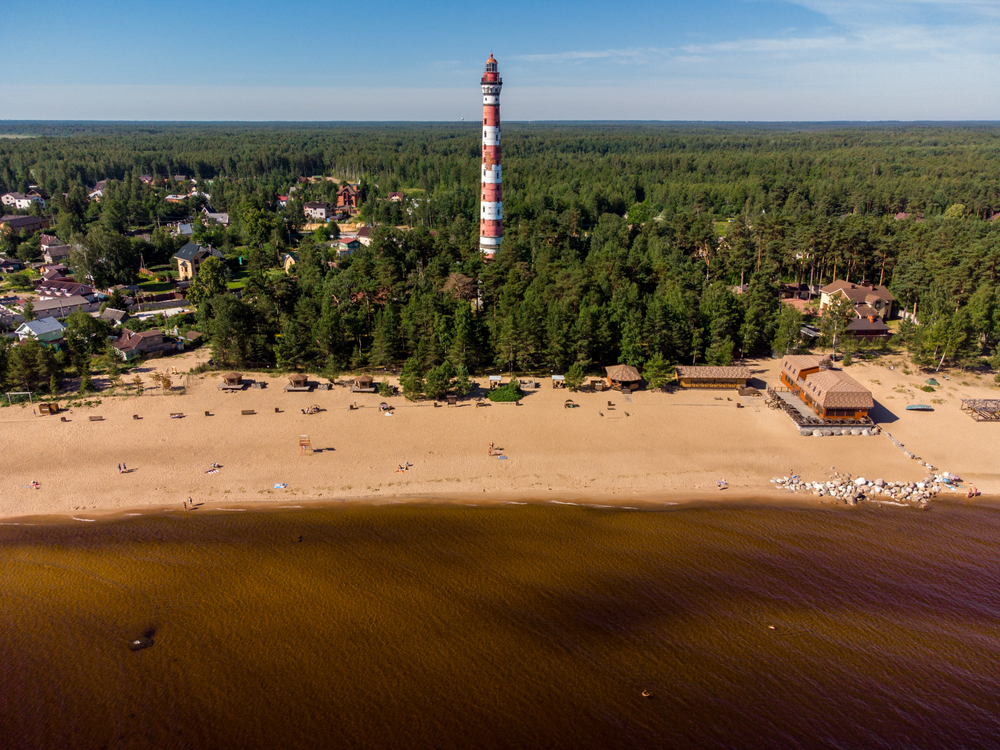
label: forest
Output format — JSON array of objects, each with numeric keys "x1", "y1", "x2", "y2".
[{"x1": 2, "y1": 121, "x2": 1000, "y2": 397}]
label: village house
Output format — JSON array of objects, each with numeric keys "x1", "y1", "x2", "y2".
[
  {"x1": 36, "y1": 278, "x2": 94, "y2": 300},
  {"x1": 336, "y1": 184, "x2": 360, "y2": 209},
  {"x1": 98, "y1": 307, "x2": 130, "y2": 327},
  {"x1": 0, "y1": 256, "x2": 24, "y2": 273},
  {"x1": 29, "y1": 295, "x2": 97, "y2": 317},
  {"x1": 819, "y1": 280, "x2": 895, "y2": 320},
  {"x1": 139, "y1": 175, "x2": 155, "y2": 185},
  {"x1": 282, "y1": 253, "x2": 298, "y2": 274},
  {"x1": 15, "y1": 317, "x2": 65, "y2": 344},
  {"x1": 304, "y1": 201, "x2": 336, "y2": 221},
  {"x1": 112, "y1": 327, "x2": 176, "y2": 360},
  {"x1": 1, "y1": 192, "x2": 45, "y2": 209},
  {"x1": 277, "y1": 195, "x2": 288, "y2": 208},
  {"x1": 165, "y1": 194, "x2": 187, "y2": 204},
  {"x1": 356, "y1": 226, "x2": 374, "y2": 246},
  {"x1": 387, "y1": 192, "x2": 404, "y2": 202},
  {"x1": 780, "y1": 355, "x2": 874, "y2": 420},
  {"x1": 0, "y1": 215, "x2": 48, "y2": 234},
  {"x1": 173, "y1": 242, "x2": 222, "y2": 281},
  {"x1": 337, "y1": 237, "x2": 361, "y2": 255},
  {"x1": 201, "y1": 209, "x2": 230, "y2": 226}
]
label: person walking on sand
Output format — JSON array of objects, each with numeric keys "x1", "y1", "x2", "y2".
[{"x1": 118, "y1": 463, "x2": 122, "y2": 474}]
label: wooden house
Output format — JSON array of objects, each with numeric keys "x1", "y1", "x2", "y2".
[
  {"x1": 675, "y1": 365, "x2": 751, "y2": 389},
  {"x1": 780, "y1": 355, "x2": 873, "y2": 419}
]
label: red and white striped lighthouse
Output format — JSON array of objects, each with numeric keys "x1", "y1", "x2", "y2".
[{"x1": 479, "y1": 54, "x2": 502, "y2": 256}]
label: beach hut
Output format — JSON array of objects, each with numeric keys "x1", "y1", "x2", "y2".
[
  {"x1": 675, "y1": 365, "x2": 751, "y2": 390},
  {"x1": 220, "y1": 372, "x2": 244, "y2": 390},
  {"x1": 488, "y1": 375, "x2": 503, "y2": 389},
  {"x1": 351, "y1": 375, "x2": 376, "y2": 393},
  {"x1": 551, "y1": 374, "x2": 566, "y2": 389},
  {"x1": 605, "y1": 364, "x2": 642, "y2": 391},
  {"x1": 285, "y1": 373, "x2": 311, "y2": 392}
]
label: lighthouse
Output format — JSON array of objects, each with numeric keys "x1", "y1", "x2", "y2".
[{"x1": 479, "y1": 54, "x2": 502, "y2": 257}]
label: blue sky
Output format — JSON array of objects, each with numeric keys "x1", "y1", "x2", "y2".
[{"x1": 1, "y1": 0, "x2": 997, "y2": 120}]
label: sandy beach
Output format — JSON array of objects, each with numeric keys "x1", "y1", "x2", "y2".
[{"x1": 1, "y1": 352, "x2": 998, "y2": 521}]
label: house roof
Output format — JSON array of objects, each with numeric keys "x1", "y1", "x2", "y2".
[
  {"x1": 17, "y1": 317, "x2": 65, "y2": 336},
  {"x1": 801, "y1": 369, "x2": 874, "y2": 411},
  {"x1": 847, "y1": 318, "x2": 891, "y2": 333},
  {"x1": 30, "y1": 295, "x2": 92, "y2": 313},
  {"x1": 781, "y1": 355, "x2": 827, "y2": 381},
  {"x1": 606, "y1": 364, "x2": 641, "y2": 382},
  {"x1": 675, "y1": 365, "x2": 751, "y2": 380},
  {"x1": 174, "y1": 242, "x2": 209, "y2": 261},
  {"x1": 0, "y1": 215, "x2": 44, "y2": 229},
  {"x1": 113, "y1": 328, "x2": 163, "y2": 352},
  {"x1": 304, "y1": 201, "x2": 334, "y2": 209},
  {"x1": 99, "y1": 307, "x2": 129, "y2": 323},
  {"x1": 39, "y1": 233, "x2": 60, "y2": 247},
  {"x1": 821, "y1": 280, "x2": 895, "y2": 304}
]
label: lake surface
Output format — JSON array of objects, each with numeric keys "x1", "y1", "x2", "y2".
[{"x1": 2, "y1": 500, "x2": 999, "y2": 749}]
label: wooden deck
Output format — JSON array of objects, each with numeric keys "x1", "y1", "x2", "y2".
[{"x1": 961, "y1": 399, "x2": 1000, "y2": 421}]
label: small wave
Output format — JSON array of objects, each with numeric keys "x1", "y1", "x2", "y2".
[
  {"x1": 124, "y1": 513, "x2": 143, "y2": 516},
  {"x1": 277, "y1": 506, "x2": 303, "y2": 509},
  {"x1": 71, "y1": 517, "x2": 96, "y2": 522},
  {"x1": 219, "y1": 508, "x2": 247, "y2": 512},
  {"x1": 504, "y1": 501, "x2": 527, "y2": 505},
  {"x1": 0, "y1": 522, "x2": 35, "y2": 526},
  {"x1": 550, "y1": 501, "x2": 581, "y2": 506}
]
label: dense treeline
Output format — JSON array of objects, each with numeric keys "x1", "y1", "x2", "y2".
[{"x1": 2, "y1": 122, "x2": 1000, "y2": 396}]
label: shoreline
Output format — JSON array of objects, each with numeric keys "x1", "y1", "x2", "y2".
[{"x1": 2, "y1": 486, "x2": 996, "y2": 528}]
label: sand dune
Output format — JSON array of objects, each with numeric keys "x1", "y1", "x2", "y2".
[{"x1": 1, "y1": 352, "x2": 997, "y2": 521}]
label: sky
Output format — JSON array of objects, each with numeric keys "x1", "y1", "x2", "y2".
[{"x1": 1, "y1": 0, "x2": 997, "y2": 121}]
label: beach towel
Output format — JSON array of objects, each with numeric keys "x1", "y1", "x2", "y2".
[
  {"x1": 206, "y1": 469, "x2": 219, "y2": 474},
  {"x1": 497, "y1": 455, "x2": 508, "y2": 460},
  {"x1": 274, "y1": 483, "x2": 287, "y2": 489}
]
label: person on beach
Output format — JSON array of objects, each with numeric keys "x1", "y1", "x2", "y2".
[{"x1": 118, "y1": 463, "x2": 122, "y2": 474}]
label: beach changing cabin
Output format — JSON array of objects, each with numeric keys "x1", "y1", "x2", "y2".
[
  {"x1": 675, "y1": 365, "x2": 751, "y2": 389},
  {"x1": 285, "y1": 373, "x2": 311, "y2": 392},
  {"x1": 780, "y1": 355, "x2": 873, "y2": 420},
  {"x1": 605, "y1": 364, "x2": 641, "y2": 391},
  {"x1": 351, "y1": 374, "x2": 376, "y2": 393},
  {"x1": 220, "y1": 372, "x2": 244, "y2": 390}
]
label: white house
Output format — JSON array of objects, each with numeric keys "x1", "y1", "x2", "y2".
[{"x1": 1, "y1": 192, "x2": 45, "y2": 210}]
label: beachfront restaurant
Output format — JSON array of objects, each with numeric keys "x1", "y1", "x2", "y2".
[
  {"x1": 674, "y1": 365, "x2": 751, "y2": 389},
  {"x1": 780, "y1": 355, "x2": 873, "y2": 419}
]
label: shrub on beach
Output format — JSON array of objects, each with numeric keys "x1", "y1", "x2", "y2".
[{"x1": 487, "y1": 381, "x2": 523, "y2": 402}]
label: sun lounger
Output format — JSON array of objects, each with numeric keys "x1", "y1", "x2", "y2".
[
  {"x1": 241, "y1": 409, "x2": 256, "y2": 416},
  {"x1": 170, "y1": 413, "x2": 184, "y2": 419}
]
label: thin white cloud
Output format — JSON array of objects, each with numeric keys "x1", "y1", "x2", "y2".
[
  {"x1": 515, "y1": 47, "x2": 663, "y2": 63},
  {"x1": 681, "y1": 36, "x2": 849, "y2": 55}
]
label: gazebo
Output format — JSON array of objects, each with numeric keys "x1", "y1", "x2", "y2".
[
  {"x1": 606, "y1": 364, "x2": 642, "y2": 391},
  {"x1": 220, "y1": 372, "x2": 244, "y2": 390},
  {"x1": 285, "y1": 373, "x2": 311, "y2": 392}
]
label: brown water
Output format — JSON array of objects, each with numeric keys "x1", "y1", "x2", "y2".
[{"x1": 2, "y1": 501, "x2": 999, "y2": 749}]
